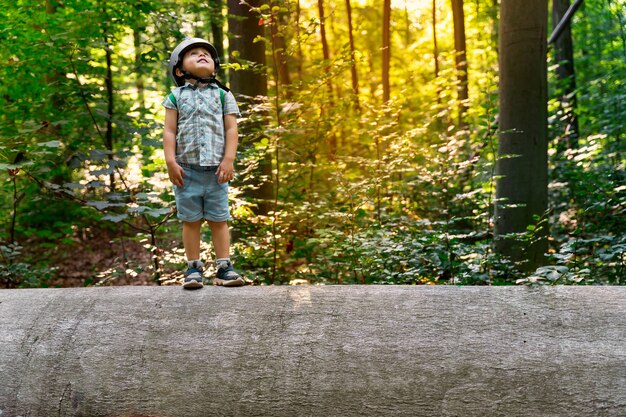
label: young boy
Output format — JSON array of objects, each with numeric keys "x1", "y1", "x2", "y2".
[{"x1": 163, "y1": 37, "x2": 244, "y2": 289}]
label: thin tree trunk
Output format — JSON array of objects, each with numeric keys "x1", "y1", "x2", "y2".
[
  {"x1": 102, "y1": 2, "x2": 115, "y2": 192},
  {"x1": 209, "y1": 0, "x2": 225, "y2": 76},
  {"x1": 133, "y1": 28, "x2": 145, "y2": 110},
  {"x1": 270, "y1": 0, "x2": 292, "y2": 98},
  {"x1": 403, "y1": 0, "x2": 411, "y2": 47},
  {"x1": 433, "y1": 0, "x2": 440, "y2": 80},
  {"x1": 296, "y1": 0, "x2": 304, "y2": 81},
  {"x1": 491, "y1": 0, "x2": 499, "y2": 56},
  {"x1": 495, "y1": 0, "x2": 549, "y2": 272},
  {"x1": 382, "y1": 0, "x2": 391, "y2": 103},
  {"x1": 552, "y1": 0, "x2": 579, "y2": 150},
  {"x1": 432, "y1": 0, "x2": 442, "y2": 115},
  {"x1": 345, "y1": 0, "x2": 360, "y2": 110},
  {"x1": 318, "y1": 0, "x2": 331, "y2": 84},
  {"x1": 45, "y1": 0, "x2": 66, "y2": 186},
  {"x1": 451, "y1": 0, "x2": 468, "y2": 127},
  {"x1": 317, "y1": 0, "x2": 337, "y2": 159}
]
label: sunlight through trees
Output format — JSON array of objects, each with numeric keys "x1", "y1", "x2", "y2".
[{"x1": 0, "y1": 0, "x2": 624, "y2": 287}]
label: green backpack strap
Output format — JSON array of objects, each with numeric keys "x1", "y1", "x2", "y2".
[
  {"x1": 168, "y1": 92, "x2": 177, "y2": 108},
  {"x1": 219, "y1": 88, "x2": 225, "y2": 111}
]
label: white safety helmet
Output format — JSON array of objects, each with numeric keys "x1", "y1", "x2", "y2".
[{"x1": 168, "y1": 37, "x2": 221, "y2": 86}]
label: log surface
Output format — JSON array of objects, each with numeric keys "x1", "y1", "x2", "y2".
[{"x1": 0, "y1": 286, "x2": 625, "y2": 417}]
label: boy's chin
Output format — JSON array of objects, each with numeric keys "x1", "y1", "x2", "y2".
[{"x1": 194, "y1": 71, "x2": 214, "y2": 79}]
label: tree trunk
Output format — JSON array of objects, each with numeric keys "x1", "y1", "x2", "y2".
[
  {"x1": 552, "y1": 0, "x2": 579, "y2": 150},
  {"x1": 491, "y1": 0, "x2": 499, "y2": 56},
  {"x1": 451, "y1": 0, "x2": 468, "y2": 126},
  {"x1": 270, "y1": 0, "x2": 292, "y2": 98},
  {"x1": 227, "y1": 0, "x2": 273, "y2": 216},
  {"x1": 345, "y1": 0, "x2": 360, "y2": 110},
  {"x1": 133, "y1": 28, "x2": 145, "y2": 109},
  {"x1": 495, "y1": 0, "x2": 549, "y2": 271},
  {"x1": 295, "y1": 0, "x2": 304, "y2": 81},
  {"x1": 227, "y1": 0, "x2": 267, "y2": 97},
  {"x1": 1, "y1": 286, "x2": 624, "y2": 416},
  {"x1": 209, "y1": 0, "x2": 225, "y2": 77},
  {"x1": 318, "y1": 0, "x2": 331, "y2": 82},
  {"x1": 432, "y1": 0, "x2": 443, "y2": 127},
  {"x1": 102, "y1": 3, "x2": 115, "y2": 192},
  {"x1": 44, "y1": 0, "x2": 67, "y2": 187},
  {"x1": 432, "y1": 0, "x2": 440, "y2": 80},
  {"x1": 317, "y1": 0, "x2": 337, "y2": 159},
  {"x1": 382, "y1": 0, "x2": 391, "y2": 103}
]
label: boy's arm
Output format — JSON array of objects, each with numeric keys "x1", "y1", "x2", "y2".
[
  {"x1": 216, "y1": 114, "x2": 238, "y2": 184},
  {"x1": 163, "y1": 107, "x2": 185, "y2": 187}
]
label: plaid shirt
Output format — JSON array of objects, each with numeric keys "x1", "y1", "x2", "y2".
[{"x1": 163, "y1": 83, "x2": 240, "y2": 166}]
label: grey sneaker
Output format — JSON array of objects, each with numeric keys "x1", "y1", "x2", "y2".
[
  {"x1": 213, "y1": 261, "x2": 244, "y2": 287},
  {"x1": 183, "y1": 261, "x2": 204, "y2": 289}
]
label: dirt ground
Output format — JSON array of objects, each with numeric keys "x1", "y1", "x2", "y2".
[{"x1": 36, "y1": 226, "x2": 172, "y2": 287}]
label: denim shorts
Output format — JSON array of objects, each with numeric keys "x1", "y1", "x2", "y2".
[{"x1": 174, "y1": 163, "x2": 231, "y2": 222}]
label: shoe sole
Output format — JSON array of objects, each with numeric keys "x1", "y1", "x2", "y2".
[
  {"x1": 183, "y1": 279, "x2": 204, "y2": 289},
  {"x1": 213, "y1": 277, "x2": 245, "y2": 287}
]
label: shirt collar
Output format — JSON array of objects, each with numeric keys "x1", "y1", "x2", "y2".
[{"x1": 182, "y1": 81, "x2": 218, "y2": 90}]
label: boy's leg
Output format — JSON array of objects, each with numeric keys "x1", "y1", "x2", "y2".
[
  {"x1": 206, "y1": 220, "x2": 230, "y2": 259},
  {"x1": 182, "y1": 220, "x2": 204, "y2": 289},
  {"x1": 183, "y1": 220, "x2": 203, "y2": 260},
  {"x1": 207, "y1": 221, "x2": 244, "y2": 287}
]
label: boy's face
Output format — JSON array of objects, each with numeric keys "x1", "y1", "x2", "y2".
[{"x1": 177, "y1": 47, "x2": 215, "y2": 79}]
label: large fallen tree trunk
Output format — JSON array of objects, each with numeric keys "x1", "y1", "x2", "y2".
[{"x1": 0, "y1": 286, "x2": 624, "y2": 416}]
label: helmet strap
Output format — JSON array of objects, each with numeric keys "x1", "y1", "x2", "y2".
[{"x1": 179, "y1": 69, "x2": 231, "y2": 92}]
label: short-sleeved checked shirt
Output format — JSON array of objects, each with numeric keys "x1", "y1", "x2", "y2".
[{"x1": 163, "y1": 83, "x2": 240, "y2": 166}]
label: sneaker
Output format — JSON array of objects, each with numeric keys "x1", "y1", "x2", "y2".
[
  {"x1": 183, "y1": 261, "x2": 204, "y2": 289},
  {"x1": 213, "y1": 260, "x2": 244, "y2": 287}
]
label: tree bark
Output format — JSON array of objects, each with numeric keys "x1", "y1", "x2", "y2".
[
  {"x1": 1, "y1": 286, "x2": 624, "y2": 416},
  {"x1": 552, "y1": 0, "x2": 580, "y2": 150},
  {"x1": 495, "y1": 0, "x2": 549, "y2": 271},
  {"x1": 227, "y1": 0, "x2": 267, "y2": 97},
  {"x1": 451, "y1": 0, "x2": 468, "y2": 126}
]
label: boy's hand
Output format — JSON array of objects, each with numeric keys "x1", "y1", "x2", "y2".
[
  {"x1": 166, "y1": 161, "x2": 185, "y2": 187},
  {"x1": 216, "y1": 159, "x2": 235, "y2": 183}
]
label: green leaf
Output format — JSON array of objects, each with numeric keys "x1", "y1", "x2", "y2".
[
  {"x1": 39, "y1": 140, "x2": 61, "y2": 148},
  {"x1": 90, "y1": 167, "x2": 115, "y2": 176},
  {"x1": 0, "y1": 163, "x2": 20, "y2": 170},
  {"x1": 102, "y1": 214, "x2": 128, "y2": 222},
  {"x1": 145, "y1": 208, "x2": 172, "y2": 217}
]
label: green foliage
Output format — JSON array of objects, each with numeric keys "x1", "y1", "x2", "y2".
[
  {"x1": 0, "y1": 0, "x2": 624, "y2": 286},
  {"x1": 0, "y1": 243, "x2": 57, "y2": 288}
]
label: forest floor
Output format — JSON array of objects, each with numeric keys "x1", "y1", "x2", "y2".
[{"x1": 30, "y1": 226, "x2": 158, "y2": 287}]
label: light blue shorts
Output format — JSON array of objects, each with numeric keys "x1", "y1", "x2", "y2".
[{"x1": 174, "y1": 163, "x2": 231, "y2": 222}]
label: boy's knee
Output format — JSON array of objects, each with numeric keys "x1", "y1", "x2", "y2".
[
  {"x1": 183, "y1": 219, "x2": 204, "y2": 228},
  {"x1": 206, "y1": 220, "x2": 227, "y2": 228}
]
